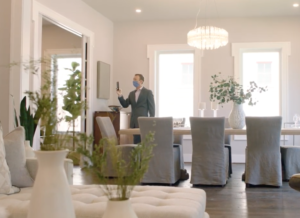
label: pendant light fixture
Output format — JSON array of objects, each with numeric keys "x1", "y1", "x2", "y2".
[{"x1": 187, "y1": 0, "x2": 228, "y2": 50}]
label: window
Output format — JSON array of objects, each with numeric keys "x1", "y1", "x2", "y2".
[
  {"x1": 232, "y1": 42, "x2": 291, "y2": 141},
  {"x1": 157, "y1": 53, "x2": 194, "y2": 126},
  {"x1": 147, "y1": 44, "x2": 202, "y2": 128},
  {"x1": 242, "y1": 52, "x2": 280, "y2": 117},
  {"x1": 53, "y1": 55, "x2": 82, "y2": 132},
  {"x1": 181, "y1": 63, "x2": 193, "y2": 85}
]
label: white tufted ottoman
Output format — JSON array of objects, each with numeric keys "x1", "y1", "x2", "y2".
[{"x1": 0, "y1": 185, "x2": 209, "y2": 218}]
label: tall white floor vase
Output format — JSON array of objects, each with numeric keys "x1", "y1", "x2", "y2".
[
  {"x1": 228, "y1": 103, "x2": 245, "y2": 129},
  {"x1": 27, "y1": 150, "x2": 75, "y2": 218},
  {"x1": 102, "y1": 199, "x2": 138, "y2": 218}
]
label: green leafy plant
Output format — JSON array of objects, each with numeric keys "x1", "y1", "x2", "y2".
[
  {"x1": 77, "y1": 132, "x2": 156, "y2": 200},
  {"x1": 10, "y1": 57, "x2": 92, "y2": 151},
  {"x1": 25, "y1": 58, "x2": 60, "y2": 149},
  {"x1": 19, "y1": 96, "x2": 39, "y2": 147},
  {"x1": 209, "y1": 73, "x2": 267, "y2": 106},
  {"x1": 58, "y1": 62, "x2": 87, "y2": 151}
]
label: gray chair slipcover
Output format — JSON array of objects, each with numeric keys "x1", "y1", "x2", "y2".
[
  {"x1": 190, "y1": 117, "x2": 229, "y2": 185},
  {"x1": 280, "y1": 145, "x2": 300, "y2": 180},
  {"x1": 96, "y1": 117, "x2": 137, "y2": 177},
  {"x1": 138, "y1": 117, "x2": 181, "y2": 184},
  {"x1": 245, "y1": 116, "x2": 282, "y2": 186},
  {"x1": 224, "y1": 118, "x2": 232, "y2": 175}
]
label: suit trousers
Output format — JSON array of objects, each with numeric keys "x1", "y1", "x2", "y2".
[{"x1": 133, "y1": 134, "x2": 141, "y2": 144}]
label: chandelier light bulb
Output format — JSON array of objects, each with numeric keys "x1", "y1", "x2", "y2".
[
  {"x1": 293, "y1": 3, "x2": 299, "y2": 7},
  {"x1": 187, "y1": 26, "x2": 229, "y2": 50},
  {"x1": 136, "y1": 9, "x2": 142, "y2": 13}
]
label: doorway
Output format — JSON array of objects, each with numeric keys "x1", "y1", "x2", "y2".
[{"x1": 41, "y1": 17, "x2": 86, "y2": 134}]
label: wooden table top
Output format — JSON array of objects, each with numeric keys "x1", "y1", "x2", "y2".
[{"x1": 119, "y1": 127, "x2": 300, "y2": 135}]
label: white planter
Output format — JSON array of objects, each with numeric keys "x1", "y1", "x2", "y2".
[
  {"x1": 228, "y1": 103, "x2": 245, "y2": 129},
  {"x1": 103, "y1": 199, "x2": 138, "y2": 218},
  {"x1": 24, "y1": 140, "x2": 35, "y2": 158},
  {"x1": 27, "y1": 150, "x2": 75, "y2": 218}
]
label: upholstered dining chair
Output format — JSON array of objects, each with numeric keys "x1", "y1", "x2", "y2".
[
  {"x1": 224, "y1": 118, "x2": 232, "y2": 176},
  {"x1": 280, "y1": 145, "x2": 300, "y2": 180},
  {"x1": 190, "y1": 117, "x2": 229, "y2": 186},
  {"x1": 245, "y1": 116, "x2": 282, "y2": 186},
  {"x1": 138, "y1": 117, "x2": 181, "y2": 184},
  {"x1": 96, "y1": 117, "x2": 137, "y2": 177}
]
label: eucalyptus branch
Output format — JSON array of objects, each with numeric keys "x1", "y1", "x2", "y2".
[{"x1": 209, "y1": 73, "x2": 267, "y2": 106}]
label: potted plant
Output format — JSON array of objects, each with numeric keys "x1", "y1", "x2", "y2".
[
  {"x1": 58, "y1": 62, "x2": 87, "y2": 165},
  {"x1": 209, "y1": 73, "x2": 267, "y2": 129},
  {"x1": 12, "y1": 57, "x2": 78, "y2": 218},
  {"x1": 77, "y1": 132, "x2": 156, "y2": 218}
]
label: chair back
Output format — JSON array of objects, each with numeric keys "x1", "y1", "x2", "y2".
[
  {"x1": 245, "y1": 116, "x2": 282, "y2": 186},
  {"x1": 190, "y1": 117, "x2": 225, "y2": 157},
  {"x1": 190, "y1": 117, "x2": 226, "y2": 184},
  {"x1": 246, "y1": 117, "x2": 282, "y2": 153},
  {"x1": 96, "y1": 117, "x2": 117, "y2": 139},
  {"x1": 138, "y1": 117, "x2": 175, "y2": 183}
]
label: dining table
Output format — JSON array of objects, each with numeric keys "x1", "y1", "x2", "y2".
[{"x1": 119, "y1": 127, "x2": 300, "y2": 136}]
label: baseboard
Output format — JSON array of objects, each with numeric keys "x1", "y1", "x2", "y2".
[
  {"x1": 183, "y1": 154, "x2": 245, "y2": 163},
  {"x1": 232, "y1": 154, "x2": 245, "y2": 163}
]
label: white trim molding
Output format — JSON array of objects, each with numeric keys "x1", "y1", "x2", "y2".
[
  {"x1": 31, "y1": 1, "x2": 95, "y2": 149},
  {"x1": 232, "y1": 42, "x2": 291, "y2": 140},
  {"x1": 44, "y1": 49, "x2": 82, "y2": 57},
  {"x1": 147, "y1": 44, "x2": 203, "y2": 117}
]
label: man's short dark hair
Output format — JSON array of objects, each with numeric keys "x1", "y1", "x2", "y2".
[{"x1": 135, "y1": 74, "x2": 144, "y2": 82}]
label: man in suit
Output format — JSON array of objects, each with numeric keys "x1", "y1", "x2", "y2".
[{"x1": 117, "y1": 74, "x2": 155, "y2": 144}]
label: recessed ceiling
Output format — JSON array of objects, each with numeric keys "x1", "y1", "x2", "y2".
[{"x1": 82, "y1": 0, "x2": 300, "y2": 22}]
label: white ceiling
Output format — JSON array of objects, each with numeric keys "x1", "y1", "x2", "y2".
[{"x1": 82, "y1": 0, "x2": 300, "y2": 22}]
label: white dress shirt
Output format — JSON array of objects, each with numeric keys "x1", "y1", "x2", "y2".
[{"x1": 135, "y1": 86, "x2": 143, "y2": 102}]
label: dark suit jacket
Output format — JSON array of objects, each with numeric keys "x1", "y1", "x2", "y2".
[{"x1": 118, "y1": 87, "x2": 155, "y2": 128}]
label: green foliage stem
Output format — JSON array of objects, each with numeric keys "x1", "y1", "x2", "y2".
[
  {"x1": 77, "y1": 132, "x2": 156, "y2": 200},
  {"x1": 24, "y1": 57, "x2": 60, "y2": 149},
  {"x1": 58, "y1": 62, "x2": 87, "y2": 151},
  {"x1": 209, "y1": 73, "x2": 267, "y2": 106}
]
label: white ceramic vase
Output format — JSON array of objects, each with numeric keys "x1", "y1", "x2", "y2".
[
  {"x1": 228, "y1": 103, "x2": 245, "y2": 129},
  {"x1": 27, "y1": 150, "x2": 75, "y2": 218},
  {"x1": 102, "y1": 199, "x2": 138, "y2": 218}
]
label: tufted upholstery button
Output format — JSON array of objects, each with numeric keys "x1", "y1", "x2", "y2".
[{"x1": 0, "y1": 185, "x2": 209, "y2": 218}]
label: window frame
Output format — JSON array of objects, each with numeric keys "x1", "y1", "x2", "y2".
[
  {"x1": 232, "y1": 42, "x2": 291, "y2": 140},
  {"x1": 147, "y1": 44, "x2": 203, "y2": 119}
]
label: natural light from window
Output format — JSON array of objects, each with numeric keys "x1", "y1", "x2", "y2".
[
  {"x1": 242, "y1": 51, "x2": 280, "y2": 117},
  {"x1": 55, "y1": 56, "x2": 82, "y2": 132},
  {"x1": 158, "y1": 53, "x2": 194, "y2": 126}
]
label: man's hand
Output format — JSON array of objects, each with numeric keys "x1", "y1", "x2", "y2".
[{"x1": 116, "y1": 89, "x2": 123, "y2": 97}]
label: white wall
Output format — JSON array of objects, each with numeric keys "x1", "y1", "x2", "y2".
[
  {"x1": 113, "y1": 17, "x2": 300, "y2": 162},
  {"x1": 42, "y1": 24, "x2": 82, "y2": 53},
  {"x1": 0, "y1": 0, "x2": 11, "y2": 135}
]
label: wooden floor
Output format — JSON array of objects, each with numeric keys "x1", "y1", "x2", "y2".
[{"x1": 73, "y1": 164, "x2": 300, "y2": 218}]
